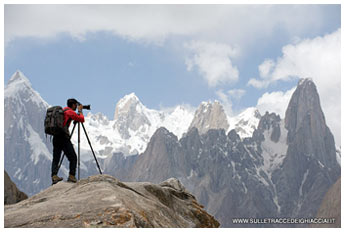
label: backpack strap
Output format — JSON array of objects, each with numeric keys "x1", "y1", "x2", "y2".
[{"x1": 63, "y1": 108, "x2": 73, "y2": 128}]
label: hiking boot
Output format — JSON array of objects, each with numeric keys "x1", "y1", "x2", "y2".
[
  {"x1": 67, "y1": 174, "x2": 77, "y2": 183},
  {"x1": 52, "y1": 175, "x2": 63, "y2": 185}
]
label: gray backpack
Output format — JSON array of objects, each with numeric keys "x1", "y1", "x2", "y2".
[{"x1": 44, "y1": 106, "x2": 70, "y2": 136}]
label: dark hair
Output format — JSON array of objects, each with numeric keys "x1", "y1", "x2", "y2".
[{"x1": 67, "y1": 98, "x2": 79, "y2": 108}]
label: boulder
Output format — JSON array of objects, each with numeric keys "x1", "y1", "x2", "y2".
[{"x1": 4, "y1": 174, "x2": 219, "y2": 228}]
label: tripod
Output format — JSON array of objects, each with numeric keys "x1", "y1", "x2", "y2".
[{"x1": 57, "y1": 121, "x2": 102, "y2": 180}]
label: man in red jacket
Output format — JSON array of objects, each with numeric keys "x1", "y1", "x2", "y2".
[{"x1": 51, "y1": 98, "x2": 85, "y2": 184}]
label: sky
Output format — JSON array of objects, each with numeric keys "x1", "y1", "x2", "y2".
[{"x1": 3, "y1": 4, "x2": 342, "y2": 145}]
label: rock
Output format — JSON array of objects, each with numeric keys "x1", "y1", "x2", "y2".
[
  {"x1": 189, "y1": 101, "x2": 229, "y2": 135},
  {"x1": 128, "y1": 127, "x2": 191, "y2": 183},
  {"x1": 273, "y1": 78, "x2": 340, "y2": 219},
  {"x1": 159, "y1": 178, "x2": 187, "y2": 192},
  {"x1": 4, "y1": 174, "x2": 219, "y2": 228},
  {"x1": 311, "y1": 177, "x2": 341, "y2": 228},
  {"x1": 4, "y1": 170, "x2": 28, "y2": 204}
]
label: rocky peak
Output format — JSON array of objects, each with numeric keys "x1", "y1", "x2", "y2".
[
  {"x1": 5, "y1": 71, "x2": 49, "y2": 111},
  {"x1": 127, "y1": 127, "x2": 185, "y2": 183},
  {"x1": 4, "y1": 175, "x2": 219, "y2": 228},
  {"x1": 113, "y1": 93, "x2": 151, "y2": 139},
  {"x1": 282, "y1": 77, "x2": 339, "y2": 171},
  {"x1": 252, "y1": 112, "x2": 282, "y2": 143},
  {"x1": 188, "y1": 100, "x2": 229, "y2": 135},
  {"x1": 229, "y1": 107, "x2": 261, "y2": 138},
  {"x1": 285, "y1": 78, "x2": 326, "y2": 142},
  {"x1": 150, "y1": 127, "x2": 178, "y2": 142},
  {"x1": 257, "y1": 112, "x2": 280, "y2": 131},
  {"x1": 6, "y1": 70, "x2": 31, "y2": 88},
  {"x1": 113, "y1": 93, "x2": 144, "y2": 120},
  {"x1": 273, "y1": 77, "x2": 340, "y2": 219}
]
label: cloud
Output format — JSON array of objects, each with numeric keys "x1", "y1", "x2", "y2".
[
  {"x1": 251, "y1": 29, "x2": 340, "y2": 145},
  {"x1": 215, "y1": 88, "x2": 246, "y2": 116},
  {"x1": 228, "y1": 89, "x2": 246, "y2": 100},
  {"x1": 185, "y1": 40, "x2": 239, "y2": 87},
  {"x1": 5, "y1": 5, "x2": 337, "y2": 47},
  {"x1": 248, "y1": 59, "x2": 276, "y2": 88},
  {"x1": 256, "y1": 88, "x2": 295, "y2": 118},
  {"x1": 4, "y1": 5, "x2": 226, "y2": 45},
  {"x1": 248, "y1": 29, "x2": 340, "y2": 89}
]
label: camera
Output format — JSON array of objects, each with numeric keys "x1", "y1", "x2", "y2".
[
  {"x1": 78, "y1": 103, "x2": 91, "y2": 110},
  {"x1": 83, "y1": 105, "x2": 91, "y2": 110}
]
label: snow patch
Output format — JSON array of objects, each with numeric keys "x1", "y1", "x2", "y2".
[
  {"x1": 273, "y1": 194, "x2": 281, "y2": 213},
  {"x1": 299, "y1": 169, "x2": 309, "y2": 197},
  {"x1": 25, "y1": 124, "x2": 52, "y2": 165},
  {"x1": 14, "y1": 168, "x2": 21, "y2": 178},
  {"x1": 336, "y1": 146, "x2": 341, "y2": 166},
  {"x1": 260, "y1": 121, "x2": 288, "y2": 177}
]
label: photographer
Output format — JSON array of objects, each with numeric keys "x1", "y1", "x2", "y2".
[{"x1": 51, "y1": 98, "x2": 84, "y2": 184}]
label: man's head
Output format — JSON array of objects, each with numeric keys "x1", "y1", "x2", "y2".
[{"x1": 67, "y1": 98, "x2": 80, "y2": 111}]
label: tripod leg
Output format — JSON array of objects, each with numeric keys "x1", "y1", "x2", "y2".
[
  {"x1": 78, "y1": 122, "x2": 81, "y2": 180},
  {"x1": 56, "y1": 122, "x2": 77, "y2": 175},
  {"x1": 81, "y1": 123, "x2": 103, "y2": 175}
]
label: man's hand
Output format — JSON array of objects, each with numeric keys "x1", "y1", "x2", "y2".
[{"x1": 77, "y1": 104, "x2": 83, "y2": 113}]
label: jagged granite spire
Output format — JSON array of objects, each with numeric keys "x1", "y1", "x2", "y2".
[
  {"x1": 188, "y1": 101, "x2": 229, "y2": 134},
  {"x1": 273, "y1": 77, "x2": 340, "y2": 219},
  {"x1": 284, "y1": 78, "x2": 338, "y2": 169},
  {"x1": 285, "y1": 78, "x2": 326, "y2": 143}
]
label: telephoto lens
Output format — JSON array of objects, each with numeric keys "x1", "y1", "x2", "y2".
[{"x1": 83, "y1": 105, "x2": 91, "y2": 110}]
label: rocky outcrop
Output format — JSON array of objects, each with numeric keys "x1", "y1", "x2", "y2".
[
  {"x1": 4, "y1": 171, "x2": 28, "y2": 205},
  {"x1": 311, "y1": 177, "x2": 341, "y2": 228},
  {"x1": 4, "y1": 174, "x2": 219, "y2": 228},
  {"x1": 189, "y1": 101, "x2": 229, "y2": 134}
]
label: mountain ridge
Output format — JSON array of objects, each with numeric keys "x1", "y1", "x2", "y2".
[{"x1": 4, "y1": 71, "x2": 340, "y2": 228}]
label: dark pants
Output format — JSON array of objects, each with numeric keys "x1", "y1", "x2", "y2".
[{"x1": 52, "y1": 135, "x2": 77, "y2": 177}]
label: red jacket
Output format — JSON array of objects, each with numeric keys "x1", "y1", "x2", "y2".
[{"x1": 63, "y1": 107, "x2": 85, "y2": 128}]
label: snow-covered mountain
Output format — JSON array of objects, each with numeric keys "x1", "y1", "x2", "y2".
[
  {"x1": 78, "y1": 97, "x2": 261, "y2": 158},
  {"x1": 74, "y1": 93, "x2": 195, "y2": 157},
  {"x1": 5, "y1": 71, "x2": 68, "y2": 196},
  {"x1": 228, "y1": 107, "x2": 261, "y2": 138}
]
